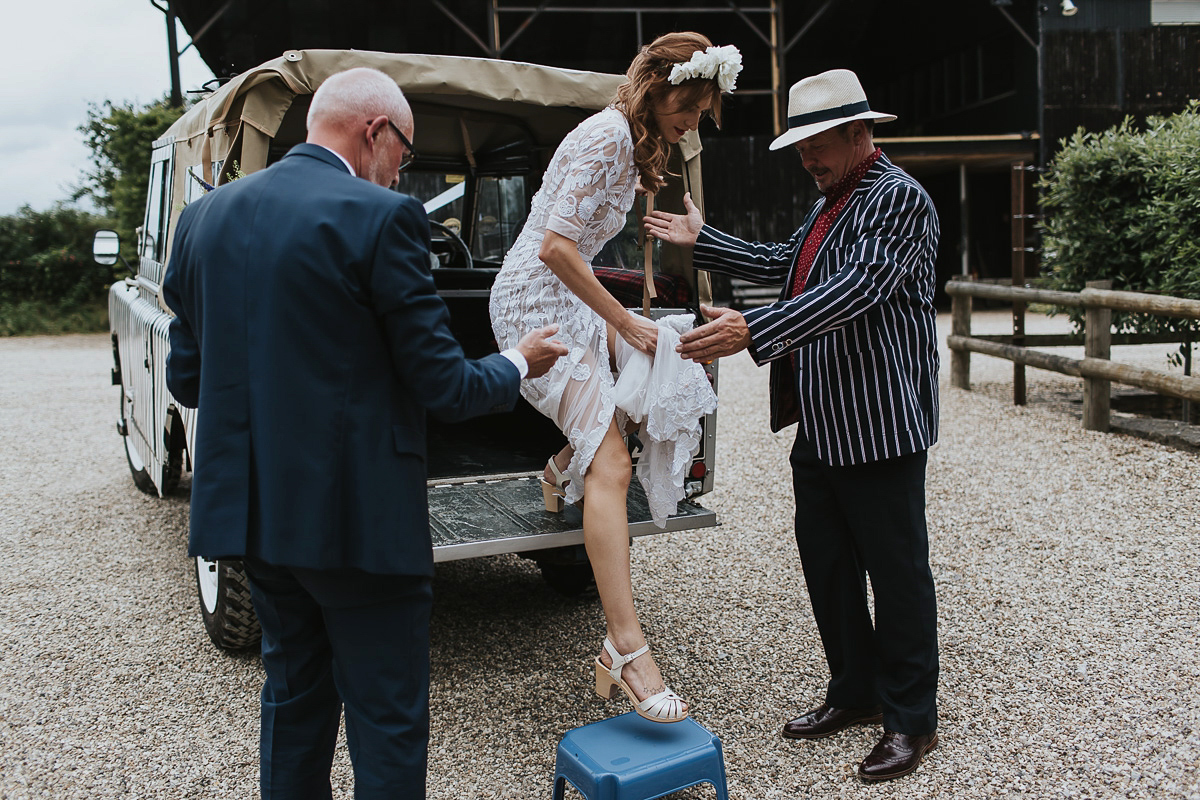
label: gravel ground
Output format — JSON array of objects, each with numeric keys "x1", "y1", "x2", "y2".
[{"x1": 1, "y1": 312, "x2": 1198, "y2": 799}]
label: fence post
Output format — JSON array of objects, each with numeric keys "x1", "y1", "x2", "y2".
[
  {"x1": 1083, "y1": 279, "x2": 1113, "y2": 431},
  {"x1": 1183, "y1": 329, "x2": 1193, "y2": 425},
  {"x1": 951, "y1": 285, "x2": 972, "y2": 390},
  {"x1": 1011, "y1": 161, "x2": 1028, "y2": 406}
]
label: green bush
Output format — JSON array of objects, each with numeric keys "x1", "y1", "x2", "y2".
[
  {"x1": 0, "y1": 205, "x2": 118, "y2": 305},
  {"x1": 1039, "y1": 102, "x2": 1200, "y2": 343},
  {"x1": 0, "y1": 96, "x2": 181, "y2": 336},
  {"x1": 0, "y1": 299, "x2": 109, "y2": 337}
]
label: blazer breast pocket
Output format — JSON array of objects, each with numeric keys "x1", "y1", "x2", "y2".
[{"x1": 820, "y1": 243, "x2": 854, "y2": 278}]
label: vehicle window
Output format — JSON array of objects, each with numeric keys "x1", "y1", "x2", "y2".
[
  {"x1": 593, "y1": 207, "x2": 648, "y2": 271},
  {"x1": 142, "y1": 158, "x2": 171, "y2": 264},
  {"x1": 473, "y1": 176, "x2": 527, "y2": 262},
  {"x1": 393, "y1": 173, "x2": 529, "y2": 265},
  {"x1": 395, "y1": 172, "x2": 466, "y2": 233},
  {"x1": 184, "y1": 165, "x2": 210, "y2": 206}
]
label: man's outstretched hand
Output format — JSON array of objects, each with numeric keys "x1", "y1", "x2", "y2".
[
  {"x1": 643, "y1": 191, "x2": 704, "y2": 248},
  {"x1": 515, "y1": 325, "x2": 568, "y2": 379},
  {"x1": 677, "y1": 305, "x2": 751, "y2": 362}
]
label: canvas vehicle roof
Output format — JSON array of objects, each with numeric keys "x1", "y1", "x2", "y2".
[
  {"x1": 161, "y1": 48, "x2": 702, "y2": 181},
  {"x1": 159, "y1": 49, "x2": 707, "y2": 300}
]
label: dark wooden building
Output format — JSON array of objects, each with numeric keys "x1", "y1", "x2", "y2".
[
  {"x1": 1043, "y1": 0, "x2": 1200, "y2": 156},
  {"x1": 164, "y1": 0, "x2": 1200, "y2": 297}
]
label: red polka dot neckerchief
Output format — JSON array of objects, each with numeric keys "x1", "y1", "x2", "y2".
[{"x1": 788, "y1": 147, "x2": 882, "y2": 299}]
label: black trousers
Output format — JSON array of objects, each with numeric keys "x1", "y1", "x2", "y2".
[
  {"x1": 243, "y1": 557, "x2": 433, "y2": 800},
  {"x1": 790, "y1": 434, "x2": 939, "y2": 735}
]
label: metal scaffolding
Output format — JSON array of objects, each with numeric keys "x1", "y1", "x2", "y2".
[{"x1": 428, "y1": 0, "x2": 836, "y2": 136}]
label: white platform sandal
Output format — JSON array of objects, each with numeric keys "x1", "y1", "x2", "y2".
[{"x1": 594, "y1": 638, "x2": 688, "y2": 724}]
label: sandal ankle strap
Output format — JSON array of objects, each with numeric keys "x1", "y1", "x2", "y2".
[
  {"x1": 546, "y1": 456, "x2": 568, "y2": 489},
  {"x1": 603, "y1": 638, "x2": 650, "y2": 676}
]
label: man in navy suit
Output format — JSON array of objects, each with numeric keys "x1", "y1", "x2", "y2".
[
  {"x1": 164, "y1": 67, "x2": 566, "y2": 799},
  {"x1": 644, "y1": 69, "x2": 940, "y2": 783}
]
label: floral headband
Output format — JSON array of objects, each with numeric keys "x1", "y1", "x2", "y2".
[{"x1": 668, "y1": 45, "x2": 743, "y2": 93}]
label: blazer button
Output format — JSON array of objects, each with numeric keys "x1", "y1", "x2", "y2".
[{"x1": 772, "y1": 342, "x2": 783, "y2": 351}]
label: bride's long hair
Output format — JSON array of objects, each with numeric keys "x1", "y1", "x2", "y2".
[{"x1": 615, "y1": 32, "x2": 726, "y2": 194}]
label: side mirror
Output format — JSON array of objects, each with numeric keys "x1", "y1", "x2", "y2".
[
  {"x1": 93, "y1": 230, "x2": 121, "y2": 266},
  {"x1": 94, "y1": 229, "x2": 133, "y2": 276}
]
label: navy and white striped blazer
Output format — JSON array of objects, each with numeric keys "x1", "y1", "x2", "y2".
[{"x1": 694, "y1": 152, "x2": 940, "y2": 466}]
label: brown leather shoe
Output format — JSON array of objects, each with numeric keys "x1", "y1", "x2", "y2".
[
  {"x1": 781, "y1": 703, "x2": 883, "y2": 740},
  {"x1": 857, "y1": 730, "x2": 938, "y2": 782}
]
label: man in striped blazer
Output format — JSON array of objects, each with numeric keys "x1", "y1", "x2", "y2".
[{"x1": 644, "y1": 69, "x2": 940, "y2": 783}]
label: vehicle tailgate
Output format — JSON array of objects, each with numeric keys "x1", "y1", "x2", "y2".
[{"x1": 428, "y1": 477, "x2": 717, "y2": 562}]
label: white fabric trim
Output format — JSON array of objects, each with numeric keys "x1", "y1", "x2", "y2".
[{"x1": 499, "y1": 348, "x2": 528, "y2": 379}]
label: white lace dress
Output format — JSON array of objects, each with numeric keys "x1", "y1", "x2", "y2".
[{"x1": 489, "y1": 107, "x2": 717, "y2": 527}]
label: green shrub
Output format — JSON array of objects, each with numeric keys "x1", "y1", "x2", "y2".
[
  {"x1": 0, "y1": 299, "x2": 109, "y2": 336},
  {"x1": 1039, "y1": 102, "x2": 1200, "y2": 345},
  {"x1": 0, "y1": 205, "x2": 118, "y2": 309},
  {"x1": 0, "y1": 96, "x2": 181, "y2": 337}
]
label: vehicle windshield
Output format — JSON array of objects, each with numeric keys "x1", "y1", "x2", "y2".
[
  {"x1": 472, "y1": 175, "x2": 528, "y2": 263},
  {"x1": 395, "y1": 172, "x2": 529, "y2": 266},
  {"x1": 395, "y1": 171, "x2": 467, "y2": 226},
  {"x1": 393, "y1": 171, "x2": 645, "y2": 271}
]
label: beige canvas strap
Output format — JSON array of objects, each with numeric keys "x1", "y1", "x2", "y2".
[
  {"x1": 642, "y1": 191, "x2": 656, "y2": 315},
  {"x1": 460, "y1": 118, "x2": 476, "y2": 170}
]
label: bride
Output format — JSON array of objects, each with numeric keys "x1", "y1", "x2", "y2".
[{"x1": 489, "y1": 32, "x2": 740, "y2": 723}]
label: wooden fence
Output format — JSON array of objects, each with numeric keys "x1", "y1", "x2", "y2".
[{"x1": 945, "y1": 279, "x2": 1200, "y2": 432}]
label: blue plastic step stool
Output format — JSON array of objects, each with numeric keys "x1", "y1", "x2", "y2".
[{"x1": 552, "y1": 712, "x2": 729, "y2": 800}]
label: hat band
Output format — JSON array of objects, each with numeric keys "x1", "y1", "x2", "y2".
[{"x1": 787, "y1": 100, "x2": 872, "y2": 130}]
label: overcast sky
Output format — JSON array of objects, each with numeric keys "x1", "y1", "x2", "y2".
[{"x1": 0, "y1": 0, "x2": 214, "y2": 216}]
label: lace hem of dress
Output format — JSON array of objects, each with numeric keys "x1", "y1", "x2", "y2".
[{"x1": 612, "y1": 314, "x2": 718, "y2": 526}]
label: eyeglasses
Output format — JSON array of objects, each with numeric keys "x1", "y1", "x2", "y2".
[{"x1": 384, "y1": 118, "x2": 418, "y2": 172}]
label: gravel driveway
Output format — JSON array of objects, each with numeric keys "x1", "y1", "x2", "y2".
[{"x1": 1, "y1": 314, "x2": 1197, "y2": 799}]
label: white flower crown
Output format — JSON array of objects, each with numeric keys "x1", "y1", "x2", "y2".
[{"x1": 667, "y1": 45, "x2": 743, "y2": 93}]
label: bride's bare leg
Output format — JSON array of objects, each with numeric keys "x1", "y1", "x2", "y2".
[{"x1": 584, "y1": 418, "x2": 682, "y2": 709}]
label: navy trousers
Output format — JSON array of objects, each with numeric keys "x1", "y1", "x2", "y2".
[
  {"x1": 243, "y1": 557, "x2": 433, "y2": 800},
  {"x1": 789, "y1": 434, "x2": 939, "y2": 735}
]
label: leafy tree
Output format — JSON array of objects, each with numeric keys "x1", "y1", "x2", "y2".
[
  {"x1": 1039, "y1": 102, "x2": 1200, "y2": 350},
  {"x1": 74, "y1": 96, "x2": 185, "y2": 261}
]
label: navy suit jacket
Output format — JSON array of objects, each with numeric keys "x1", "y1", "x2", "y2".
[
  {"x1": 694, "y1": 152, "x2": 940, "y2": 467},
  {"x1": 163, "y1": 144, "x2": 520, "y2": 576}
]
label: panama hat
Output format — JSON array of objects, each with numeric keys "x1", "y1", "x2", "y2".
[{"x1": 769, "y1": 69, "x2": 896, "y2": 151}]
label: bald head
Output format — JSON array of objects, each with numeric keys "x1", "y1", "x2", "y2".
[
  {"x1": 306, "y1": 68, "x2": 415, "y2": 188},
  {"x1": 307, "y1": 68, "x2": 412, "y2": 133}
]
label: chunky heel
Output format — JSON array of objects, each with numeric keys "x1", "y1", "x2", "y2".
[
  {"x1": 541, "y1": 478, "x2": 565, "y2": 512},
  {"x1": 541, "y1": 456, "x2": 569, "y2": 513},
  {"x1": 593, "y1": 638, "x2": 688, "y2": 724},
  {"x1": 594, "y1": 661, "x2": 619, "y2": 699}
]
